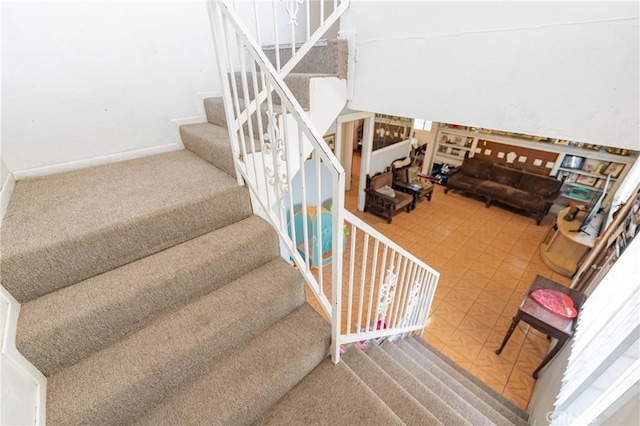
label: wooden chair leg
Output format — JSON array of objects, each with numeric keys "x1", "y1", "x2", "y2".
[{"x1": 496, "y1": 314, "x2": 520, "y2": 355}]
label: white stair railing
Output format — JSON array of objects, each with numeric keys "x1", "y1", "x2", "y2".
[
  {"x1": 209, "y1": 0, "x2": 439, "y2": 362},
  {"x1": 225, "y1": 0, "x2": 350, "y2": 77}
]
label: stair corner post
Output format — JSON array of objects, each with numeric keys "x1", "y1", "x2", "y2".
[{"x1": 330, "y1": 167, "x2": 346, "y2": 364}]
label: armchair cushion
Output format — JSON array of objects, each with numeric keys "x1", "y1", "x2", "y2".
[{"x1": 376, "y1": 185, "x2": 396, "y2": 197}]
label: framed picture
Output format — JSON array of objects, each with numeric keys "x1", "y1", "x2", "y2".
[
  {"x1": 323, "y1": 133, "x2": 335, "y2": 151},
  {"x1": 583, "y1": 159, "x2": 607, "y2": 174},
  {"x1": 604, "y1": 162, "x2": 625, "y2": 178},
  {"x1": 561, "y1": 155, "x2": 586, "y2": 170},
  {"x1": 575, "y1": 175, "x2": 598, "y2": 186},
  {"x1": 583, "y1": 144, "x2": 603, "y2": 151}
]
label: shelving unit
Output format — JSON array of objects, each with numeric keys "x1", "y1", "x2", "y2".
[
  {"x1": 431, "y1": 122, "x2": 638, "y2": 209},
  {"x1": 432, "y1": 128, "x2": 476, "y2": 166}
]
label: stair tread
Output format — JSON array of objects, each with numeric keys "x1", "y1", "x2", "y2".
[
  {"x1": 1, "y1": 149, "x2": 252, "y2": 302},
  {"x1": 17, "y1": 215, "x2": 279, "y2": 376},
  {"x1": 263, "y1": 39, "x2": 348, "y2": 79},
  {"x1": 409, "y1": 337, "x2": 529, "y2": 422},
  {"x1": 179, "y1": 122, "x2": 237, "y2": 178},
  {"x1": 135, "y1": 303, "x2": 330, "y2": 426},
  {"x1": 381, "y1": 341, "x2": 496, "y2": 425},
  {"x1": 255, "y1": 358, "x2": 403, "y2": 426},
  {"x1": 385, "y1": 341, "x2": 514, "y2": 426},
  {"x1": 342, "y1": 347, "x2": 443, "y2": 426},
  {"x1": 364, "y1": 343, "x2": 472, "y2": 426},
  {"x1": 403, "y1": 338, "x2": 529, "y2": 426},
  {"x1": 46, "y1": 257, "x2": 305, "y2": 426}
]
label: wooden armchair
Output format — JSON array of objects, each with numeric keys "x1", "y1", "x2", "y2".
[
  {"x1": 364, "y1": 171, "x2": 413, "y2": 223},
  {"x1": 391, "y1": 157, "x2": 435, "y2": 208}
]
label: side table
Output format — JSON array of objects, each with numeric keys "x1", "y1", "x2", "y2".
[{"x1": 495, "y1": 275, "x2": 586, "y2": 379}]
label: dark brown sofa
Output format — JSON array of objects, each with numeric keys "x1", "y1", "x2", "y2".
[{"x1": 444, "y1": 158, "x2": 563, "y2": 225}]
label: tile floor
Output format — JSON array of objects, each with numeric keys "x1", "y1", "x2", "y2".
[{"x1": 342, "y1": 153, "x2": 572, "y2": 411}]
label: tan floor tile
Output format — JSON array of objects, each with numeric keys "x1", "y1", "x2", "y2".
[
  {"x1": 421, "y1": 331, "x2": 446, "y2": 351},
  {"x1": 442, "y1": 291, "x2": 476, "y2": 313},
  {"x1": 475, "y1": 291, "x2": 509, "y2": 315},
  {"x1": 440, "y1": 344, "x2": 476, "y2": 368},
  {"x1": 501, "y1": 388, "x2": 529, "y2": 411},
  {"x1": 484, "y1": 333, "x2": 522, "y2": 364},
  {"x1": 466, "y1": 302, "x2": 501, "y2": 325},
  {"x1": 445, "y1": 330, "x2": 485, "y2": 362},
  {"x1": 473, "y1": 347, "x2": 515, "y2": 384},
  {"x1": 505, "y1": 365, "x2": 537, "y2": 402},
  {"x1": 433, "y1": 304, "x2": 468, "y2": 327},
  {"x1": 425, "y1": 314, "x2": 458, "y2": 344},
  {"x1": 457, "y1": 315, "x2": 494, "y2": 345}
]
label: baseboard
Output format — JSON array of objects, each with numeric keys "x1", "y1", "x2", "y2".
[
  {"x1": 11, "y1": 143, "x2": 182, "y2": 180},
  {"x1": 1, "y1": 286, "x2": 47, "y2": 425},
  {"x1": 197, "y1": 90, "x2": 222, "y2": 100},
  {"x1": 0, "y1": 172, "x2": 16, "y2": 223},
  {"x1": 170, "y1": 116, "x2": 207, "y2": 127}
]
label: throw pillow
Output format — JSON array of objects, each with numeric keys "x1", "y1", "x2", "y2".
[{"x1": 376, "y1": 185, "x2": 396, "y2": 197}]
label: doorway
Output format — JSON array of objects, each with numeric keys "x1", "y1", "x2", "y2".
[{"x1": 335, "y1": 111, "x2": 375, "y2": 211}]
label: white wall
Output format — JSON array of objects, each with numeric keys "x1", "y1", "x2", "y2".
[
  {"x1": 2, "y1": 1, "x2": 220, "y2": 175},
  {"x1": 369, "y1": 139, "x2": 412, "y2": 175},
  {"x1": 342, "y1": 1, "x2": 639, "y2": 150}
]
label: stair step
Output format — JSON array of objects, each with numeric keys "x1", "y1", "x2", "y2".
[
  {"x1": 408, "y1": 337, "x2": 529, "y2": 422},
  {"x1": 255, "y1": 359, "x2": 403, "y2": 426},
  {"x1": 204, "y1": 96, "x2": 283, "y2": 132},
  {"x1": 45, "y1": 257, "x2": 305, "y2": 425},
  {"x1": 384, "y1": 340, "x2": 512, "y2": 426},
  {"x1": 135, "y1": 303, "x2": 330, "y2": 425},
  {"x1": 364, "y1": 343, "x2": 472, "y2": 426},
  {"x1": 342, "y1": 347, "x2": 442, "y2": 425},
  {"x1": 180, "y1": 122, "x2": 237, "y2": 178},
  {"x1": 1, "y1": 150, "x2": 252, "y2": 303},
  {"x1": 402, "y1": 338, "x2": 529, "y2": 426},
  {"x1": 16, "y1": 215, "x2": 279, "y2": 376},
  {"x1": 264, "y1": 39, "x2": 348, "y2": 79},
  {"x1": 232, "y1": 72, "x2": 334, "y2": 110}
]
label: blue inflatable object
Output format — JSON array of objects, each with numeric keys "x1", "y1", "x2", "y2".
[{"x1": 287, "y1": 206, "x2": 343, "y2": 268}]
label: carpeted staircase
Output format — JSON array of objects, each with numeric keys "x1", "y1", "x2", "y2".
[{"x1": 1, "y1": 39, "x2": 530, "y2": 425}]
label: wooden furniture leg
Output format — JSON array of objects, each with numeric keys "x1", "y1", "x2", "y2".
[
  {"x1": 495, "y1": 314, "x2": 521, "y2": 355},
  {"x1": 532, "y1": 336, "x2": 568, "y2": 379}
]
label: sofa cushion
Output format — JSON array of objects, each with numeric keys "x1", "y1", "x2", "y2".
[
  {"x1": 477, "y1": 181, "x2": 520, "y2": 200},
  {"x1": 447, "y1": 174, "x2": 485, "y2": 192},
  {"x1": 478, "y1": 182, "x2": 547, "y2": 211},
  {"x1": 489, "y1": 165, "x2": 523, "y2": 187},
  {"x1": 519, "y1": 172, "x2": 561, "y2": 197},
  {"x1": 506, "y1": 189, "x2": 547, "y2": 211},
  {"x1": 461, "y1": 158, "x2": 493, "y2": 180}
]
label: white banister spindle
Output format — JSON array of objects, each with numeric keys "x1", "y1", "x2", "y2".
[
  {"x1": 357, "y1": 233, "x2": 370, "y2": 332},
  {"x1": 297, "y1": 125, "x2": 311, "y2": 268},
  {"x1": 252, "y1": 0, "x2": 261, "y2": 46},
  {"x1": 346, "y1": 226, "x2": 357, "y2": 335},
  {"x1": 238, "y1": 39, "x2": 260, "y2": 186},
  {"x1": 366, "y1": 239, "x2": 380, "y2": 330},
  {"x1": 271, "y1": 1, "x2": 281, "y2": 71},
  {"x1": 305, "y1": 0, "x2": 310, "y2": 40},
  {"x1": 315, "y1": 152, "x2": 323, "y2": 293}
]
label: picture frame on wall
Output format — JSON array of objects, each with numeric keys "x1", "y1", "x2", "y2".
[
  {"x1": 323, "y1": 133, "x2": 335, "y2": 151},
  {"x1": 603, "y1": 162, "x2": 625, "y2": 179}
]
